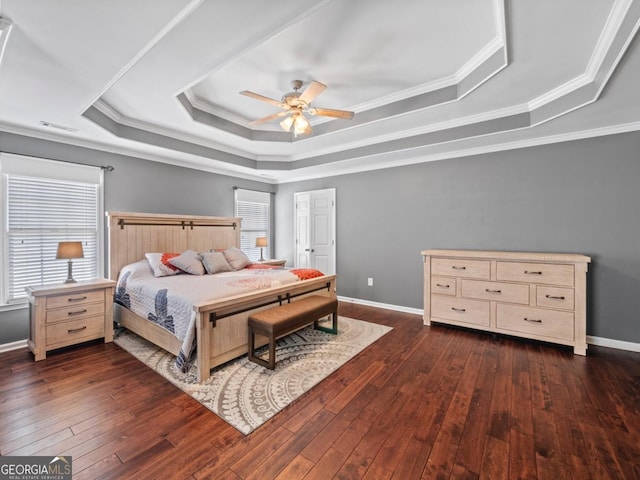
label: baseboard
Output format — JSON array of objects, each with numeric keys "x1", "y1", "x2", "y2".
[
  {"x1": 338, "y1": 296, "x2": 640, "y2": 353},
  {"x1": 337, "y1": 296, "x2": 423, "y2": 316},
  {"x1": 2, "y1": 316, "x2": 637, "y2": 356},
  {"x1": 0, "y1": 339, "x2": 28, "y2": 353},
  {"x1": 587, "y1": 335, "x2": 640, "y2": 353}
]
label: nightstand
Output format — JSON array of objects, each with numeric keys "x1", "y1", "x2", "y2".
[
  {"x1": 26, "y1": 278, "x2": 116, "y2": 361},
  {"x1": 258, "y1": 259, "x2": 286, "y2": 267}
]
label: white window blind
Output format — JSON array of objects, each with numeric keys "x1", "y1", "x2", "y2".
[
  {"x1": 1, "y1": 153, "x2": 103, "y2": 305},
  {"x1": 234, "y1": 189, "x2": 271, "y2": 262}
]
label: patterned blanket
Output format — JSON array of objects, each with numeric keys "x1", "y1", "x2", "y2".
[{"x1": 115, "y1": 260, "x2": 324, "y2": 371}]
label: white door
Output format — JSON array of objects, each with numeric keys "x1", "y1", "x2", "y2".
[{"x1": 294, "y1": 188, "x2": 336, "y2": 275}]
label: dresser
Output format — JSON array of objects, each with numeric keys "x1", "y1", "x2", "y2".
[
  {"x1": 26, "y1": 279, "x2": 116, "y2": 360},
  {"x1": 422, "y1": 250, "x2": 591, "y2": 355}
]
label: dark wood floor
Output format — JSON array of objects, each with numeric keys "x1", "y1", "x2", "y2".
[{"x1": 1, "y1": 303, "x2": 639, "y2": 479}]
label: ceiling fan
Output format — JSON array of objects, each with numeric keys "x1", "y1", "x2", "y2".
[{"x1": 240, "y1": 80, "x2": 354, "y2": 136}]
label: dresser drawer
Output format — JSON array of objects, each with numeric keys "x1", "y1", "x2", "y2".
[
  {"x1": 431, "y1": 295, "x2": 490, "y2": 327},
  {"x1": 461, "y1": 279, "x2": 529, "y2": 304},
  {"x1": 431, "y1": 276, "x2": 456, "y2": 296},
  {"x1": 496, "y1": 262, "x2": 574, "y2": 286},
  {"x1": 46, "y1": 301, "x2": 106, "y2": 324},
  {"x1": 431, "y1": 258, "x2": 490, "y2": 280},
  {"x1": 496, "y1": 304, "x2": 574, "y2": 341},
  {"x1": 45, "y1": 289, "x2": 105, "y2": 310},
  {"x1": 536, "y1": 286, "x2": 574, "y2": 311},
  {"x1": 46, "y1": 316, "x2": 106, "y2": 348}
]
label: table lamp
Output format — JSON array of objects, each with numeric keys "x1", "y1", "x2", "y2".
[
  {"x1": 255, "y1": 237, "x2": 268, "y2": 262},
  {"x1": 56, "y1": 241, "x2": 84, "y2": 283}
]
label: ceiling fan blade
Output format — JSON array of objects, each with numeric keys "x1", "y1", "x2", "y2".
[
  {"x1": 248, "y1": 111, "x2": 288, "y2": 126},
  {"x1": 309, "y1": 107, "x2": 354, "y2": 119},
  {"x1": 240, "y1": 90, "x2": 283, "y2": 108},
  {"x1": 298, "y1": 81, "x2": 327, "y2": 104}
]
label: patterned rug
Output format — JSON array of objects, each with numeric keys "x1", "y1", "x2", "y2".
[{"x1": 114, "y1": 316, "x2": 392, "y2": 435}]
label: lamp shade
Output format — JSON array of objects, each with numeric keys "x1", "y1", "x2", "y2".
[
  {"x1": 255, "y1": 237, "x2": 268, "y2": 248},
  {"x1": 56, "y1": 241, "x2": 84, "y2": 260}
]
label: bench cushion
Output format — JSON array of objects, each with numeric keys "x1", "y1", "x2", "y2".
[{"x1": 249, "y1": 295, "x2": 337, "y2": 336}]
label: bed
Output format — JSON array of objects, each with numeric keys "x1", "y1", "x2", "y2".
[{"x1": 107, "y1": 211, "x2": 337, "y2": 382}]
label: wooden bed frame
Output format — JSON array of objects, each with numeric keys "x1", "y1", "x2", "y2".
[{"x1": 107, "y1": 211, "x2": 337, "y2": 381}]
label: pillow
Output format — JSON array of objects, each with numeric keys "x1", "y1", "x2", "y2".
[
  {"x1": 168, "y1": 250, "x2": 205, "y2": 275},
  {"x1": 145, "y1": 253, "x2": 181, "y2": 277},
  {"x1": 201, "y1": 251, "x2": 233, "y2": 274},
  {"x1": 222, "y1": 246, "x2": 252, "y2": 270},
  {"x1": 290, "y1": 268, "x2": 325, "y2": 280}
]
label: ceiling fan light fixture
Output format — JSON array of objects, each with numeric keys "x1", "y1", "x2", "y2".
[
  {"x1": 242, "y1": 79, "x2": 352, "y2": 137},
  {"x1": 279, "y1": 115, "x2": 294, "y2": 132},
  {"x1": 293, "y1": 114, "x2": 309, "y2": 135}
]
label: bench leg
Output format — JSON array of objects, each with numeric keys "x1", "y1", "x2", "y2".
[
  {"x1": 247, "y1": 326, "x2": 276, "y2": 370},
  {"x1": 314, "y1": 311, "x2": 338, "y2": 334}
]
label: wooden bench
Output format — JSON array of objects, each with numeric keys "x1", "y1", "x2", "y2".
[{"x1": 247, "y1": 295, "x2": 338, "y2": 370}]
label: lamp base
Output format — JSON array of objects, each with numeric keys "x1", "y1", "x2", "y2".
[
  {"x1": 64, "y1": 260, "x2": 77, "y2": 284},
  {"x1": 259, "y1": 248, "x2": 265, "y2": 262}
]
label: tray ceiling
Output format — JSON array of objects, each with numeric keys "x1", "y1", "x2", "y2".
[{"x1": 0, "y1": 0, "x2": 639, "y2": 183}]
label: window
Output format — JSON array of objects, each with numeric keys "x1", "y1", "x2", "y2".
[
  {"x1": 1, "y1": 153, "x2": 103, "y2": 307},
  {"x1": 234, "y1": 188, "x2": 271, "y2": 262}
]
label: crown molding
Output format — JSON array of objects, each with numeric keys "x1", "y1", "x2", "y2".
[
  {"x1": 92, "y1": 98, "x2": 261, "y2": 159},
  {"x1": 275, "y1": 121, "x2": 640, "y2": 183},
  {"x1": 0, "y1": 16, "x2": 14, "y2": 66}
]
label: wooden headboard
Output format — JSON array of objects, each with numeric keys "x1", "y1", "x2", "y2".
[{"x1": 106, "y1": 211, "x2": 241, "y2": 280}]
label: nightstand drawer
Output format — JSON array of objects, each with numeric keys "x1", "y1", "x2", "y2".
[
  {"x1": 46, "y1": 289, "x2": 105, "y2": 310},
  {"x1": 46, "y1": 316, "x2": 106, "y2": 347},
  {"x1": 46, "y1": 301, "x2": 105, "y2": 324}
]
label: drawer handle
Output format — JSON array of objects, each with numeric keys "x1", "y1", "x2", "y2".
[
  {"x1": 68, "y1": 309, "x2": 88, "y2": 316},
  {"x1": 68, "y1": 296, "x2": 88, "y2": 302},
  {"x1": 545, "y1": 294, "x2": 565, "y2": 300},
  {"x1": 436, "y1": 283, "x2": 450, "y2": 288},
  {"x1": 485, "y1": 289, "x2": 502, "y2": 293},
  {"x1": 452, "y1": 266, "x2": 466, "y2": 270},
  {"x1": 68, "y1": 326, "x2": 87, "y2": 333},
  {"x1": 451, "y1": 307, "x2": 466, "y2": 312},
  {"x1": 523, "y1": 317, "x2": 542, "y2": 324},
  {"x1": 524, "y1": 270, "x2": 542, "y2": 275}
]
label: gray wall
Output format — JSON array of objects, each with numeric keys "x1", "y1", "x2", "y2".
[
  {"x1": 0, "y1": 132, "x2": 274, "y2": 343},
  {"x1": 275, "y1": 130, "x2": 640, "y2": 344},
  {"x1": 2, "y1": 130, "x2": 639, "y2": 347}
]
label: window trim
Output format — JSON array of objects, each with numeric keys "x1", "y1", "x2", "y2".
[
  {"x1": 234, "y1": 188, "x2": 272, "y2": 262},
  {"x1": 0, "y1": 153, "x2": 104, "y2": 309}
]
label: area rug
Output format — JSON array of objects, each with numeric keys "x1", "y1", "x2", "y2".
[{"x1": 114, "y1": 316, "x2": 392, "y2": 435}]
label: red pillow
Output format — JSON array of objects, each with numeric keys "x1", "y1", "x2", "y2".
[
  {"x1": 145, "y1": 252, "x2": 181, "y2": 277},
  {"x1": 290, "y1": 268, "x2": 324, "y2": 280}
]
